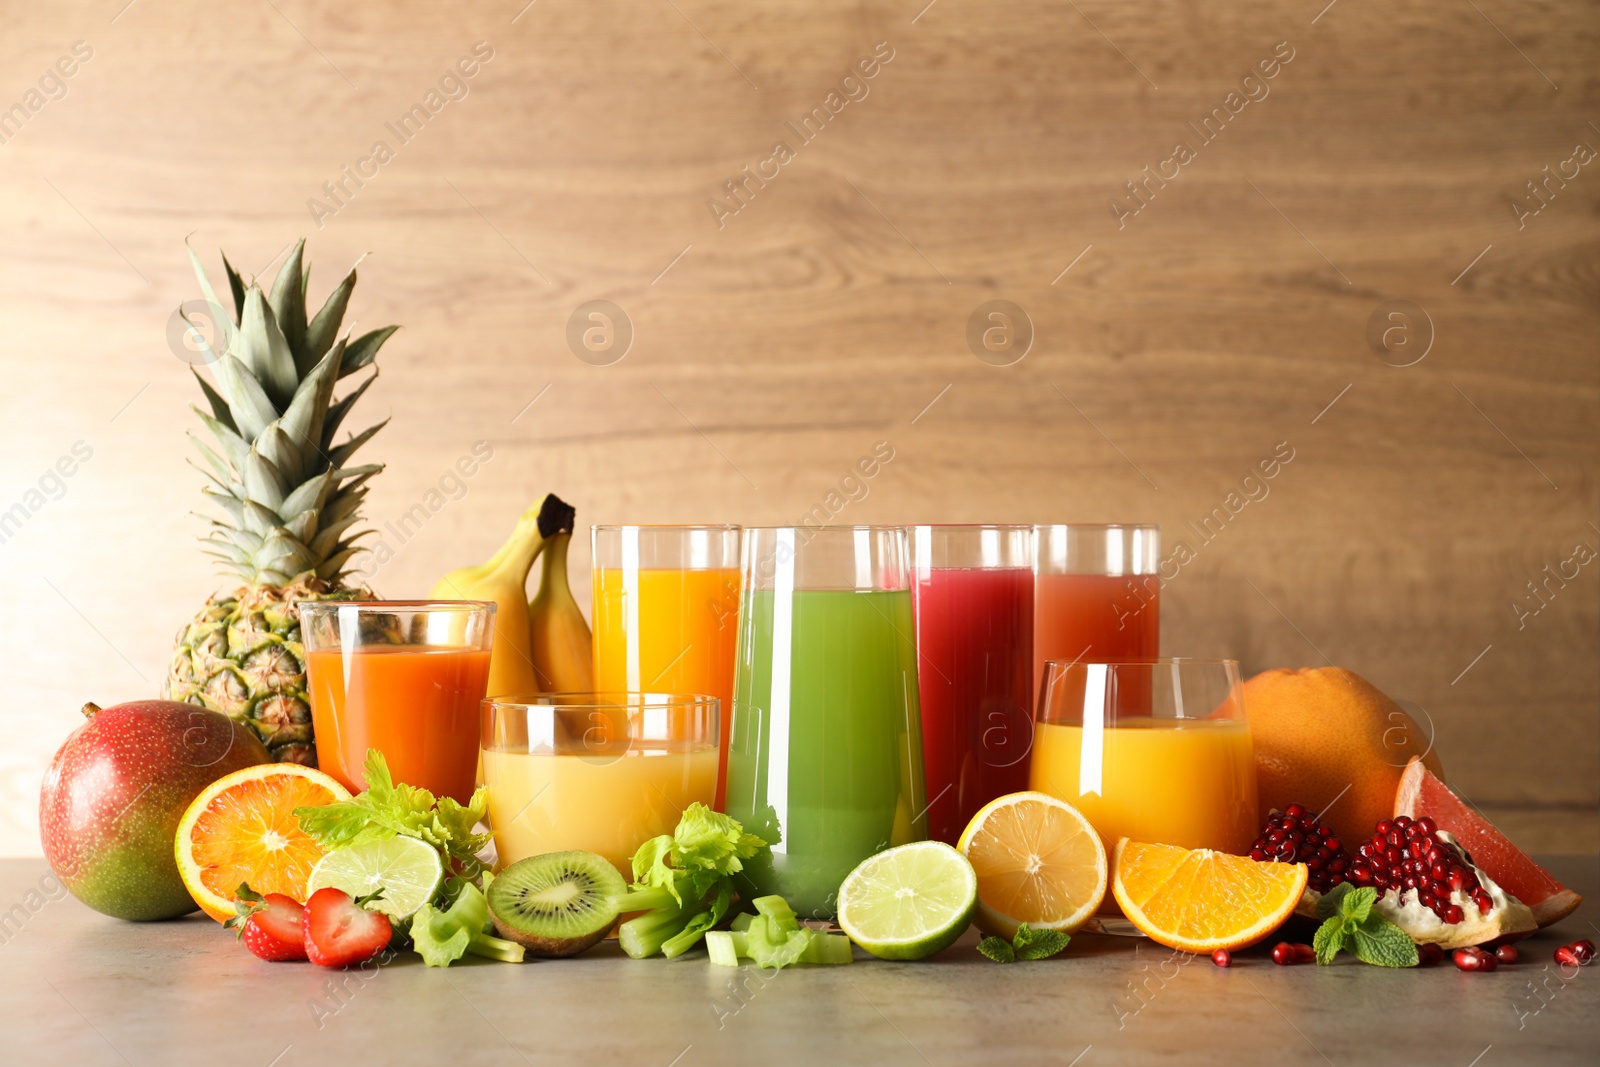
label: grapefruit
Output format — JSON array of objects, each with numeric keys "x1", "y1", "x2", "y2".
[
  {"x1": 39, "y1": 700, "x2": 270, "y2": 921},
  {"x1": 1394, "y1": 757, "x2": 1581, "y2": 927},
  {"x1": 1241, "y1": 667, "x2": 1444, "y2": 847}
]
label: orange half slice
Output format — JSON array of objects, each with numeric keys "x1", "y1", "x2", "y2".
[
  {"x1": 175, "y1": 764, "x2": 351, "y2": 922},
  {"x1": 1112, "y1": 838, "x2": 1307, "y2": 953}
]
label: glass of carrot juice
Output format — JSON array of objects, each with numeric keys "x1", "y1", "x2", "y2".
[
  {"x1": 480, "y1": 693, "x2": 720, "y2": 878},
  {"x1": 1029, "y1": 658, "x2": 1257, "y2": 857},
  {"x1": 300, "y1": 600, "x2": 495, "y2": 804}
]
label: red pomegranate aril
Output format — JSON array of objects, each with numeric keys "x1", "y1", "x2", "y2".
[
  {"x1": 1414, "y1": 816, "x2": 1436, "y2": 836},
  {"x1": 1494, "y1": 944, "x2": 1518, "y2": 964},
  {"x1": 1250, "y1": 806, "x2": 1352, "y2": 894},
  {"x1": 1454, "y1": 948, "x2": 1496, "y2": 972},
  {"x1": 1419, "y1": 943, "x2": 1446, "y2": 966},
  {"x1": 1442, "y1": 904, "x2": 1463, "y2": 924},
  {"x1": 1554, "y1": 946, "x2": 1581, "y2": 967},
  {"x1": 1271, "y1": 942, "x2": 1314, "y2": 966},
  {"x1": 1571, "y1": 939, "x2": 1596, "y2": 963},
  {"x1": 1375, "y1": 819, "x2": 1393, "y2": 836},
  {"x1": 1212, "y1": 949, "x2": 1231, "y2": 968},
  {"x1": 1471, "y1": 889, "x2": 1493, "y2": 914}
]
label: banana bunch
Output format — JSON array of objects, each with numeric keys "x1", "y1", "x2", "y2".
[{"x1": 428, "y1": 493, "x2": 594, "y2": 700}]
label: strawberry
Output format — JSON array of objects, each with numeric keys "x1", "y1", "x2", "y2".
[
  {"x1": 302, "y1": 887, "x2": 392, "y2": 968},
  {"x1": 225, "y1": 883, "x2": 308, "y2": 962}
]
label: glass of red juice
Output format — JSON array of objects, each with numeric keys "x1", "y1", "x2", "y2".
[
  {"x1": 1032, "y1": 525, "x2": 1161, "y2": 703},
  {"x1": 910, "y1": 525, "x2": 1035, "y2": 845}
]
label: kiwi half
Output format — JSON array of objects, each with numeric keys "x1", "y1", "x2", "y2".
[{"x1": 487, "y1": 851, "x2": 625, "y2": 957}]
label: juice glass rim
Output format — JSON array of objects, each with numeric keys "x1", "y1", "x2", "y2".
[
  {"x1": 908, "y1": 523, "x2": 1034, "y2": 531},
  {"x1": 592, "y1": 523, "x2": 742, "y2": 532},
  {"x1": 483, "y1": 691, "x2": 720, "y2": 710},
  {"x1": 1041, "y1": 656, "x2": 1238, "y2": 668},
  {"x1": 1031, "y1": 522, "x2": 1160, "y2": 531},
  {"x1": 742, "y1": 524, "x2": 907, "y2": 534},
  {"x1": 297, "y1": 599, "x2": 498, "y2": 614}
]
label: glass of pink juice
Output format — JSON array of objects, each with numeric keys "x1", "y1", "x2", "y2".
[
  {"x1": 910, "y1": 525, "x2": 1034, "y2": 845},
  {"x1": 1033, "y1": 524, "x2": 1161, "y2": 702}
]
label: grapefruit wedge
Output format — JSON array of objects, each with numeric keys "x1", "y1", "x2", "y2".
[{"x1": 1394, "y1": 757, "x2": 1581, "y2": 927}]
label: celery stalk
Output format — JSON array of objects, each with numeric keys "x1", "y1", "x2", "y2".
[
  {"x1": 706, "y1": 931, "x2": 740, "y2": 967},
  {"x1": 619, "y1": 901, "x2": 698, "y2": 959}
]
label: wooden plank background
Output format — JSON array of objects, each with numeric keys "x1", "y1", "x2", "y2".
[{"x1": 0, "y1": 0, "x2": 1595, "y2": 856}]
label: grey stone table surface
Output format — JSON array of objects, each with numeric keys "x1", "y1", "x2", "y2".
[{"x1": 2, "y1": 856, "x2": 1597, "y2": 1067}]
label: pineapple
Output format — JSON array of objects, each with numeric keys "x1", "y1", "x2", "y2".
[{"x1": 164, "y1": 239, "x2": 397, "y2": 764}]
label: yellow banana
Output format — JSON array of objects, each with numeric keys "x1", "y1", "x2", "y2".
[
  {"x1": 430, "y1": 502, "x2": 545, "y2": 700},
  {"x1": 528, "y1": 495, "x2": 595, "y2": 693}
]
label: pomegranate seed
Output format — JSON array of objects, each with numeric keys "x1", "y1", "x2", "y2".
[
  {"x1": 1448, "y1": 869, "x2": 1467, "y2": 892},
  {"x1": 1415, "y1": 817, "x2": 1436, "y2": 835},
  {"x1": 1418, "y1": 943, "x2": 1446, "y2": 966},
  {"x1": 1571, "y1": 939, "x2": 1596, "y2": 963},
  {"x1": 1272, "y1": 944, "x2": 1307, "y2": 964},
  {"x1": 1393, "y1": 815, "x2": 1411, "y2": 829},
  {"x1": 1471, "y1": 889, "x2": 1494, "y2": 914},
  {"x1": 1249, "y1": 807, "x2": 1352, "y2": 894},
  {"x1": 1443, "y1": 904, "x2": 1464, "y2": 924},
  {"x1": 1212, "y1": 949, "x2": 1232, "y2": 967},
  {"x1": 1555, "y1": 946, "x2": 1581, "y2": 967},
  {"x1": 1453, "y1": 948, "x2": 1496, "y2": 972},
  {"x1": 1375, "y1": 819, "x2": 1393, "y2": 836},
  {"x1": 1494, "y1": 944, "x2": 1518, "y2": 964}
]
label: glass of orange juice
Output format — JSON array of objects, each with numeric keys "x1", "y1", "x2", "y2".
[
  {"x1": 591, "y1": 525, "x2": 740, "y2": 807},
  {"x1": 300, "y1": 600, "x2": 495, "y2": 804},
  {"x1": 1029, "y1": 658, "x2": 1257, "y2": 857},
  {"x1": 480, "y1": 692, "x2": 720, "y2": 878}
]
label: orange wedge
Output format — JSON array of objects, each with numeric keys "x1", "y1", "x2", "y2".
[
  {"x1": 175, "y1": 764, "x2": 351, "y2": 922},
  {"x1": 1112, "y1": 838, "x2": 1306, "y2": 952},
  {"x1": 956, "y1": 791, "x2": 1107, "y2": 939}
]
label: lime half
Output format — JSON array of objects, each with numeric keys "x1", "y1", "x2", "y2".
[
  {"x1": 836, "y1": 841, "x2": 978, "y2": 960},
  {"x1": 307, "y1": 837, "x2": 445, "y2": 921}
]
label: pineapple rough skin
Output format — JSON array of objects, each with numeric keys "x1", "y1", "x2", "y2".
[{"x1": 164, "y1": 574, "x2": 372, "y2": 765}]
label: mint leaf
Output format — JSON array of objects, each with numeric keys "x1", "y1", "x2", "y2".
[
  {"x1": 978, "y1": 936, "x2": 1016, "y2": 963},
  {"x1": 1315, "y1": 881, "x2": 1353, "y2": 920},
  {"x1": 1016, "y1": 929, "x2": 1070, "y2": 960},
  {"x1": 1339, "y1": 886, "x2": 1378, "y2": 926},
  {"x1": 1350, "y1": 917, "x2": 1418, "y2": 968},
  {"x1": 1312, "y1": 915, "x2": 1347, "y2": 965}
]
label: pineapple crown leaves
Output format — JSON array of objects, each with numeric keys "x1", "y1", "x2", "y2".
[{"x1": 182, "y1": 238, "x2": 398, "y2": 586}]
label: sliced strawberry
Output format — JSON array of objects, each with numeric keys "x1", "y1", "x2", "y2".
[
  {"x1": 226, "y1": 883, "x2": 308, "y2": 962},
  {"x1": 302, "y1": 887, "x2": 393, "y2": 968}
]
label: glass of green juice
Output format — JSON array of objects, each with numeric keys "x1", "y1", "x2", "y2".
[{"x1": 724, "y1": 525, "x2": 928, "y2": 920}]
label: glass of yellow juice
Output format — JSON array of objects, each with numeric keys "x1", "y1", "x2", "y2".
[
  {"x1": 1029, "y1": 658, "x2": 1257, "y2": 859},
  {"x1": 591, "y1": 525, "x2": 741, "y2": 808},
  {"x1": 481, "y1": 692, "x2": 720, "y2": 878}
]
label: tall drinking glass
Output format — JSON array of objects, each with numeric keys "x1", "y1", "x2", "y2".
[
  {"x1": 910, "y1": 525, "x2": 1034, "y2": 845},
  {"x1": 591, "y1": 525, "x2": 741, "y2": 808},
  {"x1": 725, "y1": 526, "x2": 927, "y2": 918},
  {"x1": 1029, "y1": 658, "x2": 1257, "y2": 856},
  {"x1": 481, "y1": 693, "x2": 720, "y2": 878},
  {"x1": 1032, "y1": 524, "x2": 1160, "y2": 700},
  {"x1": 300, "y1": 601, "x2": 495, "y2": 803}
]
